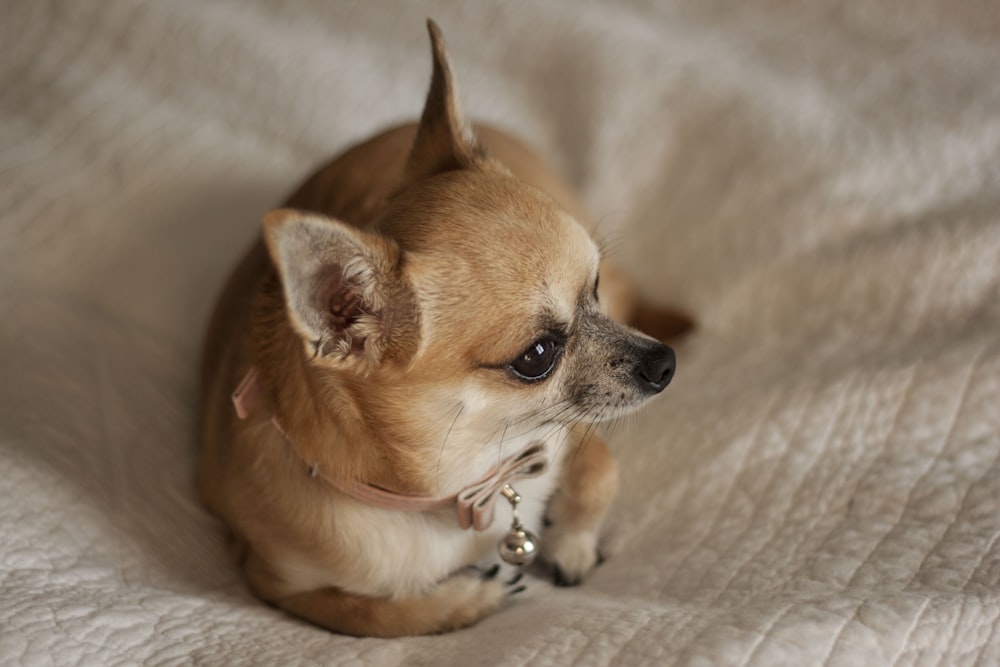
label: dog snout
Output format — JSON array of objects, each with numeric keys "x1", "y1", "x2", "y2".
[{"x1": 633, "y1": 343, "x2": 675, "y2": 394}]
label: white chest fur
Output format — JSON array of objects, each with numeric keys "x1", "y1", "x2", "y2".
[{"x1": 272, "y1": 427, "x2": 569, "y2": 599}]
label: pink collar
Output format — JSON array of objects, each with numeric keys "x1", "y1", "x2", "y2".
[{"x1": 232, "y1": 368, "x2": 548, "y2": 531}]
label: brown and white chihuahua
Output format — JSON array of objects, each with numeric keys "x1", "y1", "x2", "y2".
[{"x1": 198, "y1": 21, "x2": 690, "y2": 637}]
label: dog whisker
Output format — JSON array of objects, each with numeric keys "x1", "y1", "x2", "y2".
[{"x1": 436, "y1": 402, "x2": 465, "y2": 491}]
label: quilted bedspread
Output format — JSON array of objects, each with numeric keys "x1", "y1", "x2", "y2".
[{"x1": 3, "y1": 1, "x2": 1000, "y2": 664}]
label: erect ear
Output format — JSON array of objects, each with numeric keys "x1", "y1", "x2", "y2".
[
  {"x1": 262, "y1": 209, "x2": 409, "y2": 371},
  {"x1": 403, "y1": 19, "x2": 478, "y2": 182}
]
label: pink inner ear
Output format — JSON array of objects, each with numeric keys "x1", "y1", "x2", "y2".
[
  {"x1": 316, "y1": 265, "x2": 364, "y2": 333},
  {"x1": 329, "y1": 291, "x2": 361, "y2": 330}
]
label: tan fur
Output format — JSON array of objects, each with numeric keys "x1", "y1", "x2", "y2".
[{"x1": 198, "y1": 20, "x2": 691, "y2": 637}]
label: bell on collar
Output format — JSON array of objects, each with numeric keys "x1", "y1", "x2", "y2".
[
  {"x1": 499, "y1": 519, "x2": 539, "y2": 566},
  {"x1": 497, "y1": 483, "x2": 539, "y2": 566}
]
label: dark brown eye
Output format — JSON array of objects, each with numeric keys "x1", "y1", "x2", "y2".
[{"x1": 509, "y1": 337, "x2": 563, "y2": 382}]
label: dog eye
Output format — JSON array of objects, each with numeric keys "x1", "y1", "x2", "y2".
[{"x1": 509, "y1": 337, "x2": 563, "y2": 382}]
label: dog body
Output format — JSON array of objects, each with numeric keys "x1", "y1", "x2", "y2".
[{"x1": 199, "y1": 22, "x2": 683, "y2": 637}]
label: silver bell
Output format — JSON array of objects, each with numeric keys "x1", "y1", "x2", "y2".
[
  {"x1": 496, "y1": 483, "x2": 540, "y2": 566},
  {"x1": 498, "y1": 521, "x2": 539, "y2": 566}
]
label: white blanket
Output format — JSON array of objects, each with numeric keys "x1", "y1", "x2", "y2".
[{"x1": 3, "y1": 1, "x2": 1000, "y2": 664}]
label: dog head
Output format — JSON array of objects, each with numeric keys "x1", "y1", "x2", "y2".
[{"x1": 261, "y1": 21, "x2": 674, "y2": 489}]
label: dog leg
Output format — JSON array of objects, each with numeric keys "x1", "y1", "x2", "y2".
[
  {"x1": 628, "y1": 301, "x2": 695, "y2": 343},
  {"x1": 244, "y1": 552, "x2": 512, "y2": 637},
  {"x1": 280, "y1": 572, "x2": 512, "y2": 637},
  {"x1": 541, "y1": 425, "x2": 619, "y2": 586},
  {"x1": 598, "y1": 259, "x2": 694, "y2": 342}
]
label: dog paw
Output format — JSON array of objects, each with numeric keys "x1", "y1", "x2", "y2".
[
  {"x1": 541, "y1": 525, "x2": 602, "y2": 587},
  {"x1": 470, "y1": 563, "x2": 528, "y2": 595},
  {"x1": 431, "y1": 568, "x2": 508, "y2": 631},
  {"x1": 505, "y1": 569, "x2": 527, "y2": 596}
]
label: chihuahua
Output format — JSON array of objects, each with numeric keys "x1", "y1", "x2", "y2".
[{"x1": 198, "y1": 20, "x2": 690, "y2": 637}]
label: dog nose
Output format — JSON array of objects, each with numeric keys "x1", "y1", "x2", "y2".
[{"x1": 634, "y1": 343, "x2": 675, "y2": 394}]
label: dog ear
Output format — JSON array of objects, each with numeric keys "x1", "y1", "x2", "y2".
[
  {"x1": 403, "y1": 20, "x2": 478, "y2": 182},
  {"x1": 262, "y1": 209, "x2": 412, "y2": 371}
]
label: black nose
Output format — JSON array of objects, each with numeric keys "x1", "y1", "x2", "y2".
[{"x1": 634, "y1": 343, "x2": 675, "y2": 394}]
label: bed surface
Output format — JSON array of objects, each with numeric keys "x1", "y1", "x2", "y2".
[{"x1": 3, "y1": 1, "x2": 1000, "y2": 664}]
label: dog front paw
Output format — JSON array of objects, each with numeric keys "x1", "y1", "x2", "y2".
[
  {"x1": 541, "y1": 524, "x2": 602, "y2": 587},
  {"x1": 428, "y1": 568, "x2": 510, "y2": 630}
]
